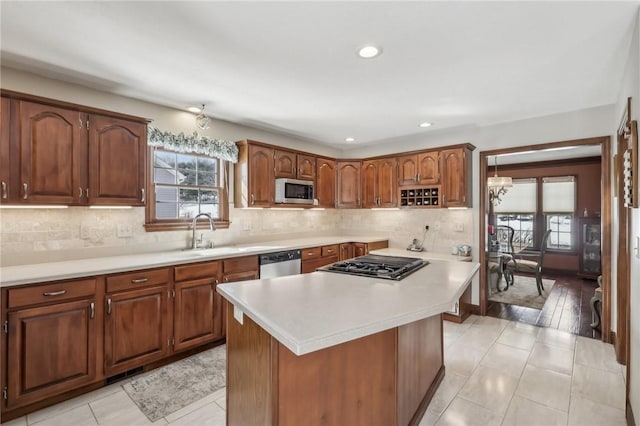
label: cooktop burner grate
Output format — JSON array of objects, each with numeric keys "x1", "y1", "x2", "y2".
[{"x1": 318, "y1": 254, "x2": 429, "y2": 280}]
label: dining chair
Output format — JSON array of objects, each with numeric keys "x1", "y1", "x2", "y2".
[
  {"x1": 505, "y1": 229, "x2": 552, "y2": 295},
  {"x1": 495, "y1": 225, "x2": 515, "y2": 286}
]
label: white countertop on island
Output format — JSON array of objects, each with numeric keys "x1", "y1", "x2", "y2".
[
  {"x1": 217, "y1": 255, "x2": 480, "y2": 356},
  {"x1": 0, "y1": 235, "x2": 387, "y2": 287}
]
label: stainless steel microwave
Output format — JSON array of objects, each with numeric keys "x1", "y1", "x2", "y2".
[{"x1": 275, "y1": 178, "x2": 314, "y2": 204}]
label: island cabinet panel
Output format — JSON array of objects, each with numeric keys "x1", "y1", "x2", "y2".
[
  {"x1": 173, "y1": 261, "x2": 223, "y2": 352},
  {"x1": 104, "y1": 269, "x2": 170, "y2": 376},
  {"x1": 397, "y1": 316, "x2": 444, "y2": 426},
  {"x1": 88, "y1": 115, "x2": 146, "y2": 206},
  {"x1": 225, "y1": 309, "x2": 444, "y2": 426},
  {"x1": 6, "y1": 289, "x2": 98, "y2": 409},
  {"x1": 316, "y1": 157, "x2": 335, "y2": 207}
]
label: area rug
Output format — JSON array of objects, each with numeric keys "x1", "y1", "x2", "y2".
[
  {"x1": 489, "y1": 275, "x2": 556, "y2": 310},
  {"x1": 123, "y1": 344, "x2": 226, "y2": 422}
]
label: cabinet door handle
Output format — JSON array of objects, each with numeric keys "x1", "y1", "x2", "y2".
[
  {"x1": 22, "y1": 183, "x2": 28, "y2": 199},
  {"x1": 215, "y1": 279, "x2": 219, "y2": 285},
  {"x1": 107, "y1": 298, "x2": 112, "y2": 315},
  {"x1": 141, "y1": 188, "x2": 146, "y2": 203},
  {"x1": 417, "y1": 174, "x2": 421, "y2": 182},
  {"x1": 1, "y1": 181, "x2": 7, "y2": 199},
  {"x1": 250, "y1": 194, "x2": 255, "y2": 205},
  {"x1": 131, "y1": 278, "x2": 148, "y2": 284},
  {"x1": 85, "y1": 188, "x2": 89, "y2": 198},
  {"x1": 79, "y1": 187, "x2": 83, "y2": 198},
  {"x1": 223, "y1": 276, "x2": 229, "y2": 282},
  {"x1": 90, "y1": 302, "x2": 95, "y2": 319},
  {"x1": 79, "y1": 117, "x2": 83, "y2": 128},
  {"x1": 43, "y1": 290, "x2": 66, "y2": 297}
]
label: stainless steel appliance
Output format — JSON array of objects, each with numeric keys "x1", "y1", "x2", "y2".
[
  {"x1": 259, "y1": 250, "x2": 302, "y2": 278},
  {"x1": 317, "y1": 254, "x2": 428, "y2": 281},
  {"x1": 275, "y1": 178, "x2": 314, "y2": 204}
]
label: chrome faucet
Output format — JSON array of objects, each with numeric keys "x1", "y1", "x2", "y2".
[{"x1": 191, "y1": 213, "x2": 215, "y2": 249}]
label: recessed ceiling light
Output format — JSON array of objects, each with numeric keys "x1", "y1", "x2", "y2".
[
  {"x1": 187, "y1": 106, "x2": 201, "y2": 113},
  {"x1": 358, "y1": 45, "x2": 381, "y2": 59},
  {"x1": 345, "y1": 137, "x2": 355, "y2": 142},
  {"x1": 419, "y1": 122, "x2": 433, "y2": 128}
]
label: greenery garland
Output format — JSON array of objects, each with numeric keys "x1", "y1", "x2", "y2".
[{"x1": 147, "y1": 125, "x2": 238, "y2": 163}]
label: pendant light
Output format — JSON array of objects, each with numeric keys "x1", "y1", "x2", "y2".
[
  {"x1": 195, "y1": 104, "x2": 210, "y2": 130},
  {"x1": 487, "y1": 157, "x2": 513, "y2": 205}
]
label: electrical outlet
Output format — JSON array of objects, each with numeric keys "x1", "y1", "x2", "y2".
[
  {"x1": 433, "y1": 222, "x2": 441, "y2": 231},
  {"x1": 454, "y1": 223, "x2": 464, "y2": 232},
  {"x1": 117, "y1": 224, "x2": 133, "y2": 238},
  {"x1": 425, "y1": 225, "x2": 429, "y2": 231}
]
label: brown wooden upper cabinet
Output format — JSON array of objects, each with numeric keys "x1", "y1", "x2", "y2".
[
  {"x1": 362, "y1": 158, "x2": 398, "y2": 208},
  {"x1": 397, "y1": 151, "x2": 440, "y2": 186},
  {"x1": 316, "y1": 157, "x2": 335, "y2": 208},
  {"x1": 441, "y1": 146, "x2": 473, "y2": 207},
  {"x1": 235, "y1": 141, "x2": 274, "y2": 207},
  {"x1": 1, "y1": 92, "x2": 148, "y2": 206},
  {"x1": 88, "y1": 115, "x2": 147, "y2": 206},
  {"x1": 274, "y1": 149, "x2": 316, "y2": 181},
  {"x1": 1, "y1": 97, "x2": 12, "y2": 202},
  {"x1": 336, "y1": 161, "x2": 362, "y2": 208}
]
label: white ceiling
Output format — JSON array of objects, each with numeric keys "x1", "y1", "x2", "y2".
[{"x1": 1, "y1": 1, "x2": 638, "y2": 149}]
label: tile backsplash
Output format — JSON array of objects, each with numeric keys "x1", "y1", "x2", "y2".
[{"x1": 0, "y1": 206, "x2": 472, "y2": 266}]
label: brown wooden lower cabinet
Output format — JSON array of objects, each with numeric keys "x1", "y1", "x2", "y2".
[
  {"x1": 6, "y1": 297, "x2": 98, "y2": 409},
  {"x1": 104, "y1": 283, "x2": 170, "y2": 376},
  {"x1": 226, "y1": 310, "x2": 443, "y2": 425},
  {"x1": 442, "y1": 283, "x2": 472, "y2": 323},
  {"x1": 173, "y1": 261, "x2": 223, "y2": 352}
]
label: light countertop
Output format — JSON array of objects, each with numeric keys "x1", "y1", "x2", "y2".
[
  {"x1": 0, "y1": 235, "x2": 387, "y2": 287},
  {"x1": 217, "y1": 254, "x2": 480, "y2": 356}
]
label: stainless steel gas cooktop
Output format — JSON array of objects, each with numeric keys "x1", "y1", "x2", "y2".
[{"x1": 317, "y1": 254, "x2": 429, "y2": 281}]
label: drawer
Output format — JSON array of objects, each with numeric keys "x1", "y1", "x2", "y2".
[
  {"x1": 301, "y1": 247, "x2": 321, "y2": 260},
  {"x1": 8, "y1": 278, "x2": 97, "y2": 309},
  {"x1": 301, "y1": 255, "x2": 338, "y2": 273},
  {"x1": 223, "y1": 256, "x2": 258, "y2": 274},
  {"x1": 175, "y1": 261, "x2": 220, "y2": 282},
  {"x1": 106, "y1": 268, "x2": 170, "y2": 293},
  {"x1": 321, "y1": 244, "x2": 339, "y2": 257}
]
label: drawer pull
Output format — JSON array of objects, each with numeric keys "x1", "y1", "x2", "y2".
[
  {"x1": 131, "y1": 278, "x2": 148, "y2": 284},
  {"x1": 90, "y1": 302, "x2": 95, "y2": 319},
  {"x1": 327, "y1": 249, "x2": 334, "y2": 253},
  {"x1": 43, "y1": 290, "x2": 67, "y2": 297},
  {"x1": 107, "y1": 298, "x2": 112, "y2": 315},
  {"x1": 307, "y1": 252, "x2": 314, "y2": 256}
]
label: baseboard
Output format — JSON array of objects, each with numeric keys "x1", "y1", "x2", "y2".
[
  {"x1": 627, "y1": 399, "x2": 636, "y2": 426},
  {"x1": 611, "y1": 331, "x2": 617, "y2": 346},
  {"x1": 469, "y1": 304, "x2": 481, "y2": 315}
]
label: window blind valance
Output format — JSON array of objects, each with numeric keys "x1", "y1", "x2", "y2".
[{"x1": 147, "y1": 126, "x2": 238, "y2": 163}]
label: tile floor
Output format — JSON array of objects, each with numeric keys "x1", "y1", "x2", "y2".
[{"x1": 1, "y1": 315, "x2": 627, "y2": 426}]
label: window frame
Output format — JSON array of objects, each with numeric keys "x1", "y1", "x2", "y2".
[{"x1": 144, "y1": 147, "x2": 230, "y2": 232}]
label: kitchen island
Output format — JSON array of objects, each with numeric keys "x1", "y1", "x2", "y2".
[{"x1": 217, "y1": 255, "x2": 479, "y2": 426}]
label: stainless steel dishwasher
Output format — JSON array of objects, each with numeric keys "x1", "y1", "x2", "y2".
[{"x1": 259, "y1": 250, "x2": 302, "y2": 278}]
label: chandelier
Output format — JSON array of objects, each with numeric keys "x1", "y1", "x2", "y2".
[
  {"x1": 195, "y1": 104, "x2": 210, "y2": 130},
  {"x1": 488, "y1": 157, "x2": 513, "y2": 205}
]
